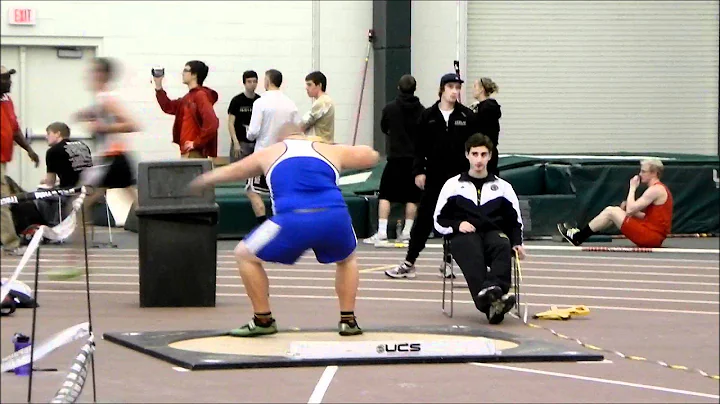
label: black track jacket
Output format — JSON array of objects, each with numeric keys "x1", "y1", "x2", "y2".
[{"x1": 411, "y1": 101, "x2": 481, "y2": 185}]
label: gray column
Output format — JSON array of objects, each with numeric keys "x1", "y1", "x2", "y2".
[{"x1": 372, "y1": 0, "x2": 411, "y2": 155}]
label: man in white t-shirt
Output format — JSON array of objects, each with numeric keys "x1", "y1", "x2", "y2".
[
  {"x1": 300, "y1": 71, "x2": 335, "y2": 143},
  {"x1": 246, "y1": 69, "x2": 300, "y2": 224}
]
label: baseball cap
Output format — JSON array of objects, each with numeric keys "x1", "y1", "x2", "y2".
[{"x1": 440, "y1": 73, "x2": 464, "y2": 86}]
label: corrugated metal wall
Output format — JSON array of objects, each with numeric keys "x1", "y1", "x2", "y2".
[{"x1": 466, "y1": 0, "x2": 719, "y2": 155}]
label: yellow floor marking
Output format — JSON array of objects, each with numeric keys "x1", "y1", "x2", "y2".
[{"x1": 359, "y1": 264, "x2": 397, "y2": 273}]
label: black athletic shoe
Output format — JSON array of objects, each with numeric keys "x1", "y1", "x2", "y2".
[
  {"x1": 477, "y1": 286, "x2": 502, "y2": 310},
  {"x1": 557, "y1": 223, "x2": 581, "y2": 246},
  {"x1": 487, "y1": 293, "x2": 517, "y2": 325}
]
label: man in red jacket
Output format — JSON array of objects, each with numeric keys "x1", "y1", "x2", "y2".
[{"x1": 154, "y1": 60, "x2": 219, "y2": 160}]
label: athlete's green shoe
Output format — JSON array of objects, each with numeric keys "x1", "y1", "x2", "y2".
[
  {"x1": 229, "y1": 319, "x2": 278, "y2": 337},
  {"x1": 338, "y1": 321, "x2": 363, "y2": 336},
  {"x1": 47, "y1": 268, "x2": 84, "y2": 281}
]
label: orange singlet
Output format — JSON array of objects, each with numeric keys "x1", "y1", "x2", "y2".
[{"x1": 620, "y1": 182, "x2": 673, "y2": 248}]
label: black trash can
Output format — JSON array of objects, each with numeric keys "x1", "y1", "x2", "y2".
[{"x1": 135, "y1": 159, "x2": 219, "y2": 308}]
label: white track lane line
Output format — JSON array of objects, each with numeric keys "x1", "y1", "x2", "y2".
[
  {"x1": 30, "y1": 289, "x2": 720, "y2": 315},
  {"x1": 6, "y1": 279, "x2": 717, "y2": 305},
  {"x1": 7, "y1": 257, "x2": 717, "y2": 271},
  {"x1": 27, "y1": 248, "x2": 720, "y2": 263},
  {"x1": 5, "y1": 273, "x2": 717, "y2": 297},
  {"x1": 4, "y1": 270, "x2": 716, "y2": 287},
  {"x1": 3, "y1": 265, "x2": 718, "y2": 279},
  {"x1": 307, "y1": 366, "x2": 338, "y2": 404},
  {"x1": 469, "y1": 363, "x2": 719, "y2": 400}
]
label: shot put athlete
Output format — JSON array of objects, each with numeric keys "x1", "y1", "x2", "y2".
[{"x1": 188, "y1": 123, "x2": 380, "y2": 337}]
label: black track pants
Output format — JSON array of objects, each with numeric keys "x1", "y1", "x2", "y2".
[{"x1": 450, "y1": 230, "x2": 512, "y2": 313}]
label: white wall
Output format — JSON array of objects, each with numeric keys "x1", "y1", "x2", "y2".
[
  {"x1": 0, "y1": 0, "x2": 373, "y2": 165},
  {"x1": 411, "y1": 0, "x2": 464, "y2": 108},
  {"x1": 318, "y1": 1, "x2": 374, "y2": 147}
]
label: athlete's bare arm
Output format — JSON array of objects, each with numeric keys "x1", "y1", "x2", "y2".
[
  {"x1": 188, "y1": 144, "x2": 283, "y2": 192},
  {"x1": 314, "y1": 143, "x2": 380, "y2": 172},
  {"x1": 625, "y1": 184, "x2": 665, "y2": 216},
  {"x1": 620, "y1": 201, "x2": 646, "y2": 219}
]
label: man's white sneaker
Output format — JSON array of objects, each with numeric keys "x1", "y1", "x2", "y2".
[
  {"x1": 397, "y1": 232, "x2": 410, "y2": 243},
  {"x1": 385, "y1": 263, "x2": 416, "y2": 279},
  {"x1": 363, "y1": 232, "x2": 387, "y2": 245}
]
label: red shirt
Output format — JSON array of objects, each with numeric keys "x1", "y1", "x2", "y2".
[
  {"x1": 155, "y1": 86, "x2": 220, "y2": 157},
  {"x1": 1, "y1": 95, "x2": 20, "y2": 163},
  {"x1": 643, "y1": 182, "x2": 673, "y2": 236},
  {"x1": 179, "y1": 102, "x2": 200, "y2": 153}
]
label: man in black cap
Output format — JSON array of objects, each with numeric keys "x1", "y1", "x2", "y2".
[
  {"x1": 385, "y1": 72, "x2": 480, "y2": 279},
  {"x1": 1, "y1": 65, "x2": 40, "y2": 256}
]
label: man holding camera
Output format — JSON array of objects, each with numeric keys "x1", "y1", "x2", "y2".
[{"x1": 153, "y1": 61, "x2": 220, "y2": 160}]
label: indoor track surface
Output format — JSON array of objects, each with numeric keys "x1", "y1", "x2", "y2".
[{"x1": 1, "y1": 231, "x2": 718, "y2": 403}]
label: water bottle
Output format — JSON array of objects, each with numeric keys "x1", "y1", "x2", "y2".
[
  {"x1": 396, "y1": 220, "x2": 403, "y2": 241},
  {"x1": 12, "y1": 333, "x2": 31, "y2": 376}
]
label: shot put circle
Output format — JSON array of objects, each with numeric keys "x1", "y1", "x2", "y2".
[{"x1": 168, "y1": 331, "x2": 519, "y2": 357}]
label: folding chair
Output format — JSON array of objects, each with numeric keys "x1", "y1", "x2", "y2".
[
  {"x1": 441, "y1": 237, "x2": 521, "y2": 318},
  {"x1": 91, "y1": 195, "x2": 118, "y2": 249},
  {"x1": 55, "y1": 195, "x2": 66, "y2": 244}
]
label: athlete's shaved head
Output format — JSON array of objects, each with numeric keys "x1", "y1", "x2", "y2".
[{"x1": 277, "y1": 122, "x2": 304, "y2": 142}]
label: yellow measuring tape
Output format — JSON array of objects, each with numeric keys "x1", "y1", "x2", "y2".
[{"x1": 511, "y1": 250, "x2": 720, "y2": 382}]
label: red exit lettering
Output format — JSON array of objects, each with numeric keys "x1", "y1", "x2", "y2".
[{"x1": 9, "y1": 8, "x2": 36, "y2": 25}]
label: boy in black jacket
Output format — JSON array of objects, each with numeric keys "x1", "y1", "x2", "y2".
[
  {"x1": 434, "y1": 133, "x2": 526, "y2": 324},
  {"x1": 364, "y1": 75, "x2": 425, "y2": 243},
  {"x1": 385, "y1": 73, "x2": 480, "y2": 279}
]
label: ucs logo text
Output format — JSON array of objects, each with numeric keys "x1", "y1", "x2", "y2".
[{"x1": 376, "y1": 343, "x2": 422, "y2": 353}]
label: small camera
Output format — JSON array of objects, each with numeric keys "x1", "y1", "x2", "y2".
[{"x1": 151, "y1": 67, "x2": 165, "y2": 78}]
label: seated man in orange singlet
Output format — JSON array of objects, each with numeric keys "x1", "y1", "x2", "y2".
[{"x1": 558, "y1": 159, "x2": 673, "y2": 248}]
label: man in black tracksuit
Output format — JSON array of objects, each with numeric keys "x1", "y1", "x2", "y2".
[
  {"x1": 434, "y1": 133, "x2": 526, "y2": 324},
  {"x1": 385, "y1": 73, "x2": 481, "y2": 279}
]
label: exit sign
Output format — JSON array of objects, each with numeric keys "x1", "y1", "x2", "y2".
[{"x1": 8, "y1": 8, "x2": 36, "y2": 26}]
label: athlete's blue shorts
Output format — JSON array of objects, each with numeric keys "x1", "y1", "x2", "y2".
[{"x1": 243, "y1": 207, "x2": 357, "y2": 265}]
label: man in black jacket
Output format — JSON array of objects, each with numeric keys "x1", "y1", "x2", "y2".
[
  {"x1": 434, "y1": 133, "x2": 526, "y2": 324},
  {"x1": 385, "y1": 73, "x2": 480, "y2": 279},
  {"x1": 364, "y1": 75, "x2": 424, "y2": 244}
]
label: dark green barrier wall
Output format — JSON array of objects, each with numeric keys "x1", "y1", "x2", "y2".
[
  {"x1": 343, "y1": 157, "x2": 719, "y2": 238},
  {"x1": 544, "y1": 164, "x2": 574, "y2": 195},
  {"x1": 522, "y1": 195, "x2": 577, "y2": 238},
  {"x1": 126, "y1": 155, "x2": 716, "y2": 240},
  {"x1": 664, "y1": 166, "x2": 720, "y2": 234},
  {"x1": 500, "y1": 165, "x2": 545, "y2": 196}
]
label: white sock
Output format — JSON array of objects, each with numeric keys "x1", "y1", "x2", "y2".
[
  {"x1": 378, "y1": 219, "x2": 388, "y2": 237},
  {"x1": 402, "y1": 219, "x2": 414, "y2": 235}
]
